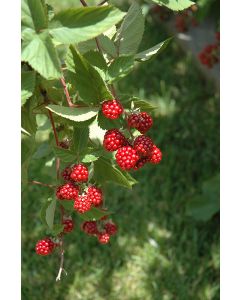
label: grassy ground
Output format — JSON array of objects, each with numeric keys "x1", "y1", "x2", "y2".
[{"x1": 22, "y1": 4, "x2": 219, "y2": 300}]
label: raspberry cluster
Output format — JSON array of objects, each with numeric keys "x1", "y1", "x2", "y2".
[
  {"x1": 81, "y1": 218, "x2": 117, "y2": 244},
  {"x1": 35, "y1": 238, "x2": 56, "y2": 256},
  {"x1": 101, "y1": 99, "x2": 124, "y2": 119},
  {"x1": 102, "y1": 103, "x2": 162, "y2": 171},
  {"x1": 198, "y1": 32, "x2": 220, "y2": 68}
]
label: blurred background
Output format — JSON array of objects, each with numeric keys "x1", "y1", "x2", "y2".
[{"x1": 22, "y1": 0, "x2": 220, "y2": 299}]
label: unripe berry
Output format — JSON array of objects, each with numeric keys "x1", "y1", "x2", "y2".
[
  {"x1": 133, "y1": 135, "x2": 154, "y2": 156},
  {"x1": 98, "y1": 232, "x2": 110, "y2": 244},
  {"x1": 35, "y1": 238, "x2": 55, "y2": 256},
  {"x1": 61, "y1": 166, "x2": 72, "y2": 181},
  {"x1": 56, "y1": 183, "x2": 79, "y2": 200},
  {"x1": 115, "y1": 146, "x2": 139, "y2": 170},
  {"x1": 127, "y1": 112, "x2": 153, "y2": 134},
  {"x1": 103, "y1": 129, "x2": 128, "y2": 152},
  {"x1": 87, "y1": 186, "x2": 103, "y2": 207},
  {"x1": 149, "y1": 145, "x2": 162, "y2": 164},
  {"x1": 101, "y1": 99, "x2": 123, "y2": 119},
  {"x1": 70, "y1": 164, "x2": 88, "y2": 182},
  {"x1": 63, "y1": 219, "x2": 74, "y2": 233},
  {"x1": 81, "y1": 221, "x2": 99, "y2": 235},
  {"x1": 74, "y1": 195, "x2": 92, "y2": 214},
  {"x1": 104, "y1": 222, "x2": 117, "y2": 236}
]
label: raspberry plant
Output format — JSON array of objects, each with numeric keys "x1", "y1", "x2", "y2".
[{"x1": 21, "y1": 0, "x2": 194, "y2": 281}]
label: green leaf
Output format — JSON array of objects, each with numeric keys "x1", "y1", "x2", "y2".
[
  {"x1": 32, "y1": 142, "x2": 52, "y2": 159},
  {"x1": 73, "y1": 127, "x2": 89, "y2": 156},
  {"x1": 21, "y1": 71, "x2": 36, "y2": 106},
  {"x1": 60, "y1": 200, "x2": 74, "y2": 212},
  {"x1": 49, "y1": 224, "x2": 64, "y2": 236},
  {"x1": 40, "y1": 198, "x2": 57, "y2": 230},
  {"x1": 81, "y1": 154, "x2": 99, "y2": 163},
  {"x1": 53, "y1": 147, "x2": 77, "y2": 162},
  {"x1": 121, "y1": 96, "x2": 158, "y2": 112},
  {"x1": 47, "y1": 104, "x2": 99, "y2": 123},
  {"x1": 107, "y1": 56, "x2": 134, "y2": 83},
  {"x1": 80, "y1": 207, "x2": 112, "y2": 221},
  {"x1": 115, "y1": 3, "x2": 144, "y2": 56},
  {"x1": 21, "y1": 134, "x2": 36, "y2": 182},
  {"x1": 151, "y1": 0, "x2": 195, "y2": 11},
  {"x1": 21, "y1": 0, "x2": 48, "y2": 31},
  {"x1": 49, "y1": 6, "x2": 125, "y2": 44},
  {"x1": 186, "y1": 174, "x2": 220, "y2": 221},
  {"x1": 97, "y1": 110, "x2": 122, "y2": 130},
  {"x1": 21, "y1": 97, "x2": 37, "y2": 135},
  {"x1": 66, "y1": 46, "x2": 112, "y2": 104},
  {"x1": 83, "y1": 50, "x2": 108, "y2": 71},
  {"x1": 135, "y1": 38, "x2": 172, "y2": 62},
  {"x1": 21, "y1": 30, "x2": 61, "y2": 80},
  {"x1": 98, "y1": 35, "x2": 117, "y2": 58},
  {"x1": 94, "y1": 157, "x2": 137, "y2": 189}
]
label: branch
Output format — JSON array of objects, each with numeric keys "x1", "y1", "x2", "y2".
[
  {"x1": 98, "y1": 0, "x2": 108, "y2": 5},
  {"x1": 28, "y1": 181, "x2": 55, "y2": 188},
  {"x1": 80, "y1": 0, "x2": 87, "y2": 6},
  {"x1": 56, "y1": 241, "x2": 67, "y2": 282},
  {"x1": 60, "y1": 77, "x2": 74, "y2": 107}
]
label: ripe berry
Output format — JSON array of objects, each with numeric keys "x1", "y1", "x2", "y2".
[
  {"x1": 133, "y1": 157, "x2": 149, "y2": 170},
  {"x1": 149, "y1": 145, "x2": 162, "y2": 164},
  {"x1": 101, "y1": 99, "x2": 123, "y2": 119},
  {"x1": 35, "y1": 238, "x2": 55, "y2": 256},
  {"x1": 104, "y1": 222, "x2": 117, "y2": 236},
  {"x1": 82, "y1": 221, "x2": 98, "y2": 235},
  {"x1": 56, "y1": 183, "x2": 79, "y2": 200},
  {"x1": 70, "y1": 164, "x2": 88, "y2": 182},
  {"x1": 61, "y1": 166, "x2": 72, "y2": 181},
  {"x1": 103, "y1": 129, "x2": 128, "y2": 152},
  {"x1": 128, "y1": 112, "x2": 153, "y2": 134},
  {"x1": 115, "y1": 146, "x2": 139, "y2": 170},
  {"x1": 133, "y1": 135, "x2": 154, "y2": 156},
  {"x1": 63, "y1": 219, "x2": 74, "y2": 233},
  {"x1": 87, "y1": 186, "x2": 103, "y2": 207},
  {"x1": 98, "y1": 232, "x2": 110, "y2": 244},
  {"x1": 74, "y1": 195, "x2": 92, "y2": 214}
]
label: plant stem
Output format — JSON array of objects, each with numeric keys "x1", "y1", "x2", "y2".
[
  {"x1": 80, "y1": 0, "x2": 87, "y2": 6},
  {"x1": 98, "y1": 0, "x2": 108, "y2": 5},
  {"x1": 28, "y1": 181, "x2": 55, "y2": 188},
  {"x1": 60, "y1": 77, "x2": 74, "y2": 107},
  {"x1": 48, "y1": 110, "x2": 59, "y2": 147}
]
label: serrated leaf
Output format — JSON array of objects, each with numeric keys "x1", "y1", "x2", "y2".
[
  {"x1": 21, "y1": 30, "x2": 61, "y2": 80},
  {"x1": 53, "y1": 147, "x2": 77, "y2": 162},
  {"x1": 80, "y1": 207, "x2": 112, "y2": 221},
  {"x1": 83, "y1": 50, "x2": 108, "y2": 71},
  {"x1": 73, "y1": 127, "x2": 89, "y2": 156},
  {"x1": 107, "y1": 56, "x2": 134, "y2": 83},
  {"x1": 81, "y1": 154, "x2": 99, "y2": 163},
  {"x1": 21, "y1": 97, "x2": 37, "y2": 135},
  {"x1": 151, "y1": 0, "x2": 195, "y2": 11},
  {"x1": 41, "y1": 198, "x2": 56, "y2": 230},
  {"x1": 21, "y1": 71, "x2": 36, "y2": 106},
  {"x1": 115, "y1": 3, "x2": 144, "y2": 56},
  {"x1": 66, "y1": 46, "x2": 112, "y2": 104},
  {"x1": 47, "y1": 104, "x2": 99, "y2": 123},
  {"x1": 121, "y1": 96, "x2": 157, "y2": 112},
  {"x1": 97, "y1": 110, "x2": 122, "y2": 130},
  {"x1": 49, "y1": 6, "x2": 125, "y2": 44},
  {"x1": 21, "y1": 0, "x2": 48, "y2": 31},
  {"x1": 135, "y1": 38, "x2": 172, "y2": 62},
  {"x1": 94, "y1": 157, "x2": 137, "y2": 189},
  {"x1": 98, "y1": 35, "x2": 117, "y2": 58}
]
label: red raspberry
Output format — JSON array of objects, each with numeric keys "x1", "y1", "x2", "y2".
[
  {"x1": 104, "y1": 222, "x2": 117, "y2": 236},
  {"x1": 87, "y1": 186, "x2": 103, "y2": 207},
  {"x1": 133, "y1": 135, "x2": 154, "y2": 156},
  {"x1": 101, "y1": 99, "x2": 123, "y2": 119},
  {"x1": 81, "y1": 221, "x2": 98, "y2": 235},
  {"x1": 149, "y1": 145, "x2": 162, "y2": 164},
  {"x1": 98, "y1": 232, "x2": 110, "y2": 244},
  {"x1": 56, "y1": 183, "x2": 79, "y2": 200},
  {"x1": 74, "y1": 195, "x2": 92, "y2": 214},
  {"x1": 61, "y1": 166, "x2": 72, "y2": 181},
  {"x1": 128, "y1": 112, "x2": 153, "y2": 134},
  {"x1": 35, "y1": 238, "x2": 55, "y2": 256},
  {"x1": 70, "y1": 164, "x2": 88, "y2": 182},
  {"x1": 103, "y1": 129, "x2": 128, "y2": 152},
  {"x1": 133, "y1": 157, "x2": 149, "y2": 170},
  {"x1": 63, "y1": 219, "x2": 74, "y2": 233},
  {"x1": 115, "y1": 146, "x2": 139, "y2": 170}
]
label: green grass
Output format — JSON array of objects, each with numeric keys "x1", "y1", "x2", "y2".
[{"x1": 22, "y1": 9, "x2": 219, "y2": 300}]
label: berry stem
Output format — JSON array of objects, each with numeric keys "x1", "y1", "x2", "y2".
[
  {"x1": 60, "y1": 76, "x2": 74, "y2": 107},
  {"x1": 56, "y1": 241, "x2": 67, "y2": 282},
  {"x1": 28, "y1": 181, "x2": 55, "y2": 189},
  {"x1": 124, "y1": 112, "x2": 134, "y2": 141}
]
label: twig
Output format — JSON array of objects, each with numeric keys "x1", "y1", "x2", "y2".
[
  {"x1": 80, "y1": 0, "x2": 87, "y2": 6},
  {"x1": 55, "y1": 242, "x2": 67, "y2": 282},
  {"x1": 28, "y1": 181, "x2": 55, "y2": 188},
  {"x1": 98, "y1": 0, "x2": 108, "y2": 5},
  {"x1": 48, "y1": 110, "x2": 59, "y2": 147},
  {"x1": 60, "y1": 77, "x2": 74, "y2": 107}
]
